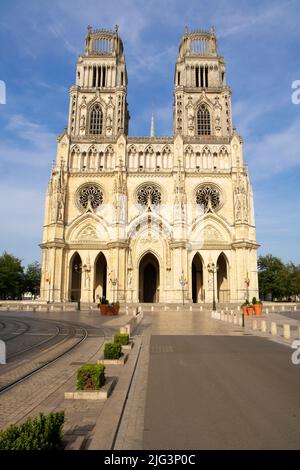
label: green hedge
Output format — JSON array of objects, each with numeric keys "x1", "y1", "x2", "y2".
[
  {"x1": 0, "y1": 412, "x2": 64, "y2": 450},
  {"x1": 114, "y1": 333, "x2": 129, "y2": 345},
  {"x1": 77, "y1": 364, "x2": 105, "y2": 390},
  {"x1": 104, "y1": 342, "x2": 122, "y2": 359}
]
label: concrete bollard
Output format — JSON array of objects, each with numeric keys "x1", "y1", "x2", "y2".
[
  {"x1": 272, "y1": 306, "x2": 275, "y2": 311},
  {"x1": 261, "y1": 320, "x2": 267, "y2": 333},
  {"x1": 233, "y1": 315, "x2": 237, "y2": 325},
  {"x1": 225, "y1": 306, "x2": 228, "y2": 311},
  {"x1": 224, "y1": 314, "x2": 228, "y2": 322},
  {"x1": 252, "y1": 319, "x2": 257, "y2": 330},
  {"x1": 228, "y1": 315, "x2": 232, "y2": 323},
  {"x1": 283, "y1": 324, "x2": 291, "y2": 340},
  {"x1": 189, "y1": 306, "x2": 193, "y2": 311},
  {"x1": 298, "y1": 326, "x2": 300, "y2": 339},
  {"x1": 294, "y1": 306, "x2": 297, "y2": 311},
  {"x1": 26, "y1": 305, "x2": 30, "y2": 311},
  {"x1": 151, "y1": 306, "x2": 154, "y2": 311},
  {"x1": 164, "y1": 305, "x2": 167, "y2": 311},
  {"x1": 0, "y1": 340, "x2": 6, "y2": 364},
  {"x1": 282, "y1": 306, "x2": 285, "y2": 312},
  {"x1": 239, "y1": 317, "x2": 243, "y2": 327},
  {"x1": 221, "y1": 313, "x2": 224, "y2": 321},
  {"x1": 271, "y1": 322, "x2": 277, "y2": 336},
  {"x1": 200, "y1": 306, "x2": 203, "y2": 311},
  {"x1": 266, "y1": 308, "x2": 269, "y2": 315},
  {"x1": 38, "y1": 305, "x2": 42, "y2": 311},
  {"x1": 230, "y1": 310, "x2": 233, "y2": 315}
]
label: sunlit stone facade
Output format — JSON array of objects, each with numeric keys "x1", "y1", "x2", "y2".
[{"x1": 40, "y1": 26, "x2": 259, "y2": 304}]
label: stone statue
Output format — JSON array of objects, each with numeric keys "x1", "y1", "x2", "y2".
[
  {"x1": 127, "y1": 270, "x2": 132, "y2": 288},
  {"x1": 80, "y1": 114, "x2": 86, "y2": 129}
]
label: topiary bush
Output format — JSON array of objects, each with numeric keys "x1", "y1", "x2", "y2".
[
  {"x1": 104, "y1": 342, "x2": 122, "y2": 359},
  {"x1": 76, "y1": 364, "x2": 105, "y2": 390},
  {"x1": 0, "y1": 412, "x2": 65, "y2": 450},
  {"x1": 114, "y1": 333, "x2": 129, "y2": 345}
]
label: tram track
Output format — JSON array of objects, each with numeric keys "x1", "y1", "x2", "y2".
[{"x1": 0, "y1": 325, "x2": 88, "y2": 395}]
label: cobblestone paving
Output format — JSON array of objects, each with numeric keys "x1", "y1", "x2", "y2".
[{"x1": 0, "y1": 311, "x2": 131, "y2": 433}]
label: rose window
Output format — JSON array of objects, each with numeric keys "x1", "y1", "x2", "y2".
[
  {"x1": 78, "y1": 185, "x2": 103, "y2": 210},
  {"x1": 137, "y1": 185, "x2": 161, "y2": 207},
  {"x1": 196, "y1": 185, "x2": 220, "y2": 211}
]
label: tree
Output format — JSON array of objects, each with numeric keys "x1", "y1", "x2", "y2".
[
  {"x1": 0, "y1": 252, "x2": 25, "y2": 300},
  {"x1": 258, "y1": 254, "x2": 300, "y2": 301},
  {"x1": 285, "y1": 263, "x2": 300, "y2": 300},
  {"x1": 258, "y1": 254, "x2": 287, "y2": 300},
  {"x1": 24, "y1": 262, "x2": 41, "y2": 297}
]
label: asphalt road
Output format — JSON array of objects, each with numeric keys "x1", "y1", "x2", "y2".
[{"x1": 143, "y1": 334, "x2": 300, "y2": 449}]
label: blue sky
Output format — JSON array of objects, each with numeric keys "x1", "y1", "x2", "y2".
[{"x1": 0, "y1": 0, "x2": 299, "y2": 267}]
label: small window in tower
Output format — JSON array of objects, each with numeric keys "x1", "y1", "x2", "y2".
[
  {"x1": 177, "y1": 71, "x2": 181, "y2": 85},
  {"x1": 197, "y1": 104, "x2": 211, "y2": 136},
  {"x1": 205, "y1": 66, "x2": 208, "y2": 87},
  {"x1": 195, "y1": 66, "x2": 199, "y2": 87},
  {"x1": 200, "y1": 66, "x2": 204, "y2": 87},
  {"x1": 121, "y1": 71, "x2": 124, "y2": 85},
  {"x1": 89, "y1": 104, "x2": 103, "y2": 134}
]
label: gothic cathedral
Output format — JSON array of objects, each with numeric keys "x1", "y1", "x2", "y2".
[{"x1": 40, "y1": 26, "x2": 259, "y2": 304}]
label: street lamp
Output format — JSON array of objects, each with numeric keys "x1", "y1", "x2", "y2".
[
  {"x1": 45, "y1": 273, "x2": 51, "y2": 304},
  {"x1": 244, "y1": 273, "x2": 250, "y2": 302},
  {"x1": 74, "y1": 262, "x2": 84, "y2": 311},
  {"x1": 179, "y1": 270, "x2": 187, "y2": 305},
  {"x1": 109, "y1": 271, "x2": 118, "y2": 303},
  {"x1": 207, "y1": 262, "x2": 218, "y2": 311}
]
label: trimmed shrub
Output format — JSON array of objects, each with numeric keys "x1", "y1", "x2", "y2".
[
  {"x1": 77, "y1": 364, "x2": 105, "y2": 390},
  {"x1": 114, "y1": 333, "x2": 129, "y2": 345},
  {"x1": 104, "y1": 342, "x2": 122, "y2": 360},
  {"x1": 0, "y1": 412, "x2": 64, "y2": 450}
]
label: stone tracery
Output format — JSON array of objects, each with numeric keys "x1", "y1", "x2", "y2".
[
  {"x1": 196, "y1": 185, "x2": 220, "y2": 211},
  {"x1": 78, "y1": 184, "x2": 103, "y2": 210}
]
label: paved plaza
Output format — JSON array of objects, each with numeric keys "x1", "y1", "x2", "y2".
[{"x1": 1, "y1": 307, "x2": 300, "y2": 449}]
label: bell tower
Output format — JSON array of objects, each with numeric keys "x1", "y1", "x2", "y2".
[
  {"x1": 173, "y1": 27, "x2": 232, "y2": 139},
  {"x1": 68, "y1": 25, "x2": 129, "y2": 138}
]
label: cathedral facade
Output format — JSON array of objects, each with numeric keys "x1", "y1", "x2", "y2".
[{"x1": 40, "y1": 26, "x2": 259, "y2": 304}]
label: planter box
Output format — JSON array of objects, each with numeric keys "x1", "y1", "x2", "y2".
[
  {"x1": 247, "y1": 307, "x2": 254, "y2": 316},
  {"x1": 253, "y1": 304, "x2": 263, "y2": 316},
  {"x1": 99, "y1": 305, "x2": 108, "y2": 315},
  {"x1": 107, "y1": 306, "x2": 120, "y2": 316},
  {"x1": 242, "y1": 306, "x2": 248, "y2": 316},
  {"x1": 64, "y1": 377, "x2": 116, "y2": 400},
  {"x1": 97, "y1": 354, "x2": 128, "y2": 366}
]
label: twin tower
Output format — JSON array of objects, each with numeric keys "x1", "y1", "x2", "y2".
[{"x1": 40, "y1": 26, "x2": 259, "y2": 305}]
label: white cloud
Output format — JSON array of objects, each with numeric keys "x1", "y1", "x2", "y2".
[
  {"x1": 216, "y1": 0, "x2": 298, "y2": 38},
  {"x1": 0, "y1": 114, "x2": 57, "y2": 168},
  {"x1": 246, "y1": 117, "x2": 300, "y2": 180}
]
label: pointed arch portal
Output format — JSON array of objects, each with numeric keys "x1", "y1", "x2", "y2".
[
  {"x1": 192, "y1": 253, "x2": 204, "y2": 303},
  {"x1": 94, "y1": 253, "x2": 107, "y2": 302},
  {"x1": 139, "y1": 253, "x2": 160, "y2": 303},
  {"x1": 70, "y1": 253, "x2": 82, "y2": 302},
  {"x1": 217, "y1": 253, "x2": 229, "y2": 302}
]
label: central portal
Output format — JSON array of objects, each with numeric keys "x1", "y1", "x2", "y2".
[{"x1": 139, "y1": 253, "x2": 159, "y2": 303}]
